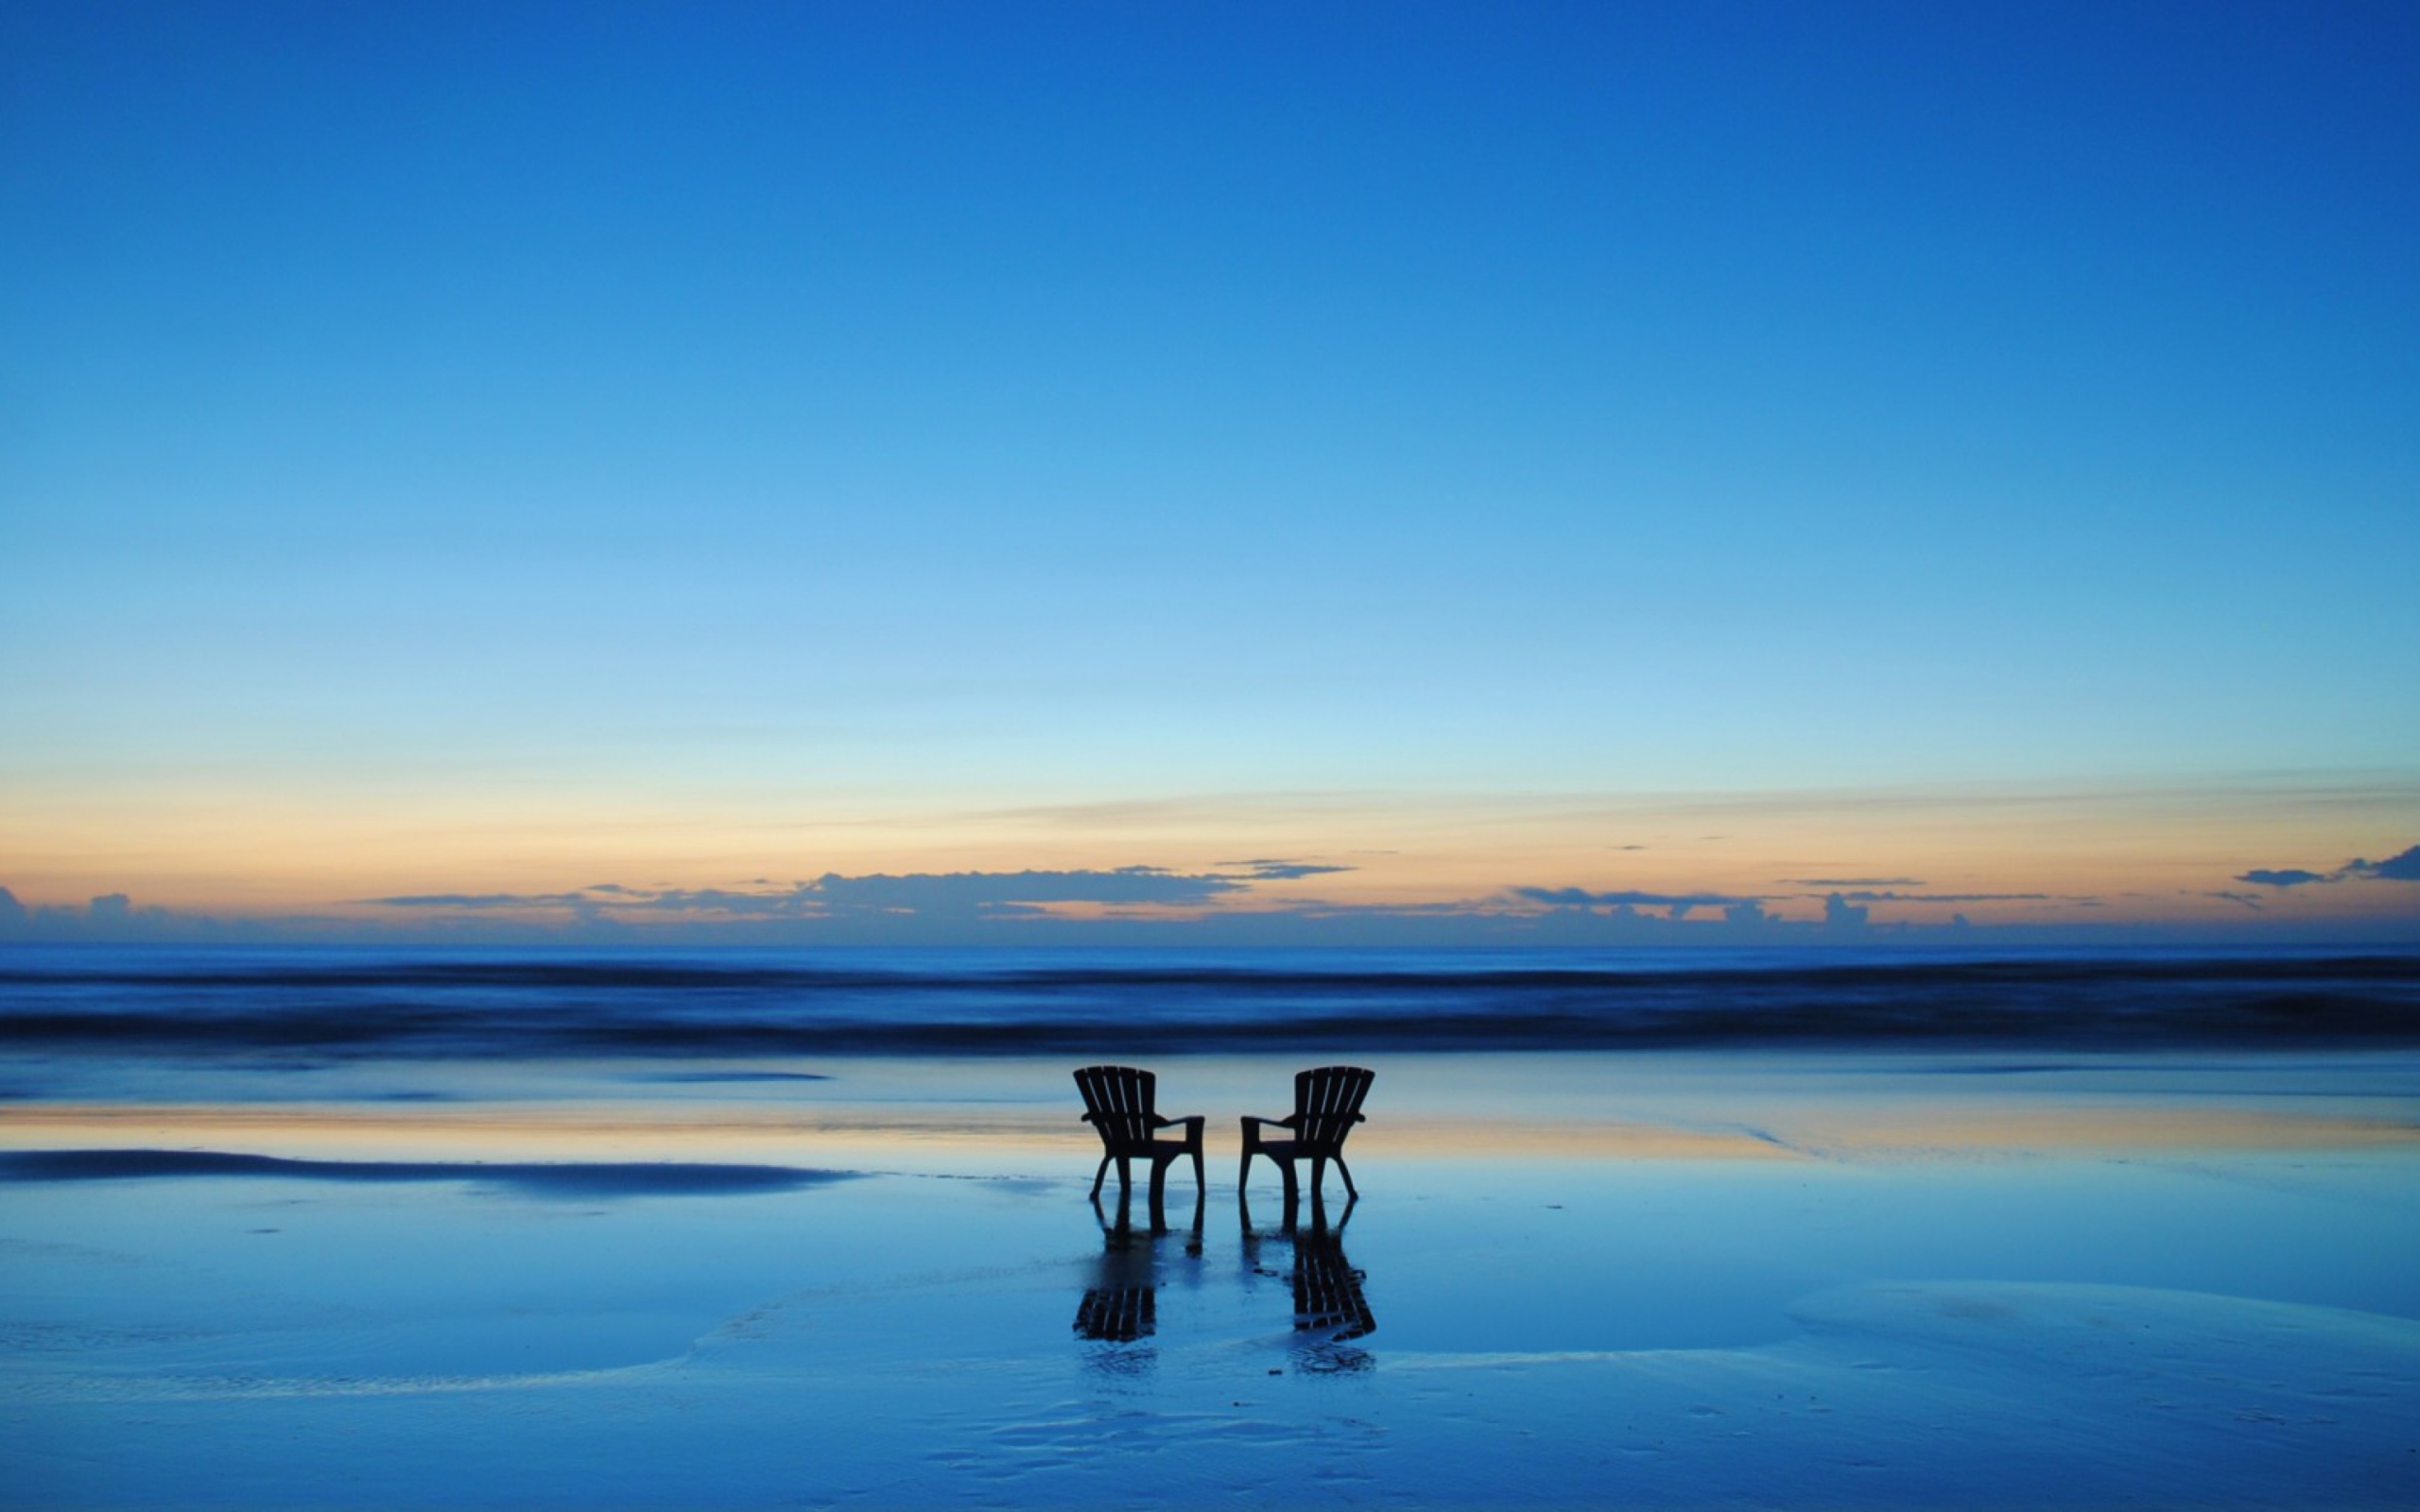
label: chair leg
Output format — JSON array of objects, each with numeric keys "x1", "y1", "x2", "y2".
[
  {"x1": 1310, "y1": 1155, "x2": 1327, "y2": 1205},
  {"x1": 1279, "y1": 1160, "x2": 1299, "y2": 1211},
  {"x1": 1090, "y1": 1155, "x2": 1111, "y2": 1200},
  {"x1": 1191, "y1": 1145, "x2": 1205, "y2": 1195},
  {"x1": 1238, "y1": 1147, "x2": 1254, "y2": 1197},
  {"x1": 1148, "y1": 1158, "x2": 1169, "y2": 1232},
  {"x1": 1336, "y1": 1155, "x2": 1357, "y2": 1200}
]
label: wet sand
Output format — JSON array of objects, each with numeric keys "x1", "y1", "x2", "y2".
[{"x1": 4, "y1": 1051, "x2": 2418, "y2": 1507}]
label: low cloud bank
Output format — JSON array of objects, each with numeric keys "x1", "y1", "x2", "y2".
[
  {"x1": 372, "y1": 866, "x2": 1252, "y2": 921},
  {"x1": 5, "y1": 841, "x2": 2416, "y2": 948},
  {"x1": 2237, "y1": 843, "x2": 2420, "y2": 890},
  {"x1": 1510, "y1": 885, "x2": 1752, "y2": 920}
]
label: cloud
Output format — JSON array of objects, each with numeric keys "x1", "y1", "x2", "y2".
[
  {"x1": 1215, "y1": 859, "x2": 1357, "y2": 882},
  {"x1": 1830, "y1": 891, "x2": 2057, "y2": 904},
  {"x1": 2236, "y1": 843, "x2": 2420, "y2": 889},
  {"x1": 2235, "y1": 868, "x2": 2330, "y2": 889},
  {"x1": 2344, "y1": 844, "x2": 2420, "y2": 882},
  {"x1": 1511, "y1": 885, "x2": 1755, "y2": 920},
  {"x1": 12, "y1": 868, "x2": 2420, "y2": 950},
  {"x1": 809, "y1": 868, "x2": 1243, "y2": 913},
  {"x1": 629, "y1": 887, "x2": 813, "y2": 916},
  {"x1": 367, "y1": 867, "x2": 1251, "y2": 920}
]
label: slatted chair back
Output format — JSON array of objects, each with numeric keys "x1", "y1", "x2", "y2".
[
  {"x1": 1291, "y1": 1065, "x2": 1374, "y2": 1154},
  {"x1": 1074, "y1": 1065, "x2": 1159, "y2": 1154}
]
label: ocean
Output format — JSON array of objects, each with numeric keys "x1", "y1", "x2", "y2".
[
  {"x1": 5, "y1": 943, "x2": 2417, "y2": 1061},
  {"x1": 7, "y1": 942, "x2": 2420, "y2": 1507}
]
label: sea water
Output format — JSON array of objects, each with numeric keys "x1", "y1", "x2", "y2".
[{"x1": 5, "y1": 946, "x2": 2418, "y2": 1507}]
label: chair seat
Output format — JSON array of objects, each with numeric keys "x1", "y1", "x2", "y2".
[{"x1": 1098, "y1": 1129, "x2": 1201, "y2": 1159}]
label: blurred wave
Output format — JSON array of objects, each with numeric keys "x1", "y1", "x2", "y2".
[
  {"x1": 0, "y1": 1148, "x2": 854, "y2": 1195},
  {"x1": 2, "y1": 946, "x2": 2415, "y2": 1057}
]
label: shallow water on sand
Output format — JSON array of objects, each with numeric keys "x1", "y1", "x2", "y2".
[{"x1": 4, "y1": 1050, "x2": 2418, "y2": 1507}]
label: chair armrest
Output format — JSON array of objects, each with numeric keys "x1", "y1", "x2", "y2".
[
  {"x1": 1239, "y1": 1114, "x2": 1297, "y2": 1131},
  {"x1": 1152, "y1": 1113, "x2": 1204, "y2": 1132}
]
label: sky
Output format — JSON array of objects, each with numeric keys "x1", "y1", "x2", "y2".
[{"x1": 3, "y1": 0, "x2": 2416, "y2": 946}]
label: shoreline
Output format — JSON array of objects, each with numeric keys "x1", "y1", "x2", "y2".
[{"x1": 5, "y1": 1047, "x2": 2417, "y2": 1507}]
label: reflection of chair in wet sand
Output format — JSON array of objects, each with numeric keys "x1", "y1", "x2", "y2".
[
  {"x1": 1074, "y1": 1273, "x2": 1155, "y2": 1342},
  {"x1": 1074, "y1": 1188, "x2": 1202, "y2": 1345},
  {"x1": 1238, "y1": 1065, "x2": 1374, "y2": 1208},
  {"x1": 1074, "y1": 1065, "x2": 1205, "y2": 1222},
  {"x1": 1291, "y1": 1218, "x2": 1374, "y2": 1344},
  {"x1": 1239, "y1": 1192, "x2": 1374, "y2": 1366}
]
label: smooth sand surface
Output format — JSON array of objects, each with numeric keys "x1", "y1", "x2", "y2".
[{"x1": 3, "y1": 1051, "x2": 2417, "y2": 1507}]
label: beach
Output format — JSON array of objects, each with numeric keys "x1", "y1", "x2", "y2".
[{"x1": 7, "y1": 983, "x2": 2420, "y2": 1509}]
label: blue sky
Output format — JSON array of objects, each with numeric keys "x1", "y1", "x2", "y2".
[{"x1": 3, "y1": 1, "x2": 2415, "y2": 941}]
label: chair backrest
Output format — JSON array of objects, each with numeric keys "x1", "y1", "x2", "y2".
[
  {"x1": 1292, "y1": 1065, "x2": 1374, "y2": 1153},
  {"x1": 1074, "y1": 1065, "x2": 1158, "y2": 1150}
]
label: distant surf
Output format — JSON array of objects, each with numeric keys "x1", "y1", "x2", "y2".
[
  {"x1": 0, "y1": 1148, "x2": 856, "y2": 1197},
  {"x1": 3, "y1": 945, "x2": 2416, "y2": 1057}
]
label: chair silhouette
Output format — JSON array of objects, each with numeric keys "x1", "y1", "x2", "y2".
[
  {"x1": 1239, "y1": 1065, "x2": 1374, "y2": 1208},
  {"x1": 1073, "y1": 1065, "x2": 1205, "y2": 1218}
]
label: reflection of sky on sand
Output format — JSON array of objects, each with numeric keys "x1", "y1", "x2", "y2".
[
  {"x1": 9, "y1": 1049, "x2": 2420, "y2": 1170},
  {"x1": 5, "y1": 1052, "x2": 2419, "y2": 1505}
]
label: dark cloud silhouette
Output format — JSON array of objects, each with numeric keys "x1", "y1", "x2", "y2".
[
  {"x1": 0, "y1": 886, "x2": 24, "y2": 930},
  {"x1": 2206, "y1": 891, "x2": 2265, "y2": 911},
  {"x1": 2237, "y1": 844, "x2": 2420, "y2": 889},
  {"x1": 1824, "y1": 893, "x2": 1870, "y2": 928},
  {"x1": 2345, "y1": 844, "x2": 2420, "y2": 882},
  {"x1": 2237, "y1": 868, "x2": 2330, "y2": 889}
]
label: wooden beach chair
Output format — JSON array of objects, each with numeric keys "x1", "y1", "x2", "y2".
[
  {"x1": 1238, "y1": 1065, "x2": 1374, "y2": 1207},
  {"x1": 1073, "y1": 1065, "x2": 1205, "y2": 1213}
]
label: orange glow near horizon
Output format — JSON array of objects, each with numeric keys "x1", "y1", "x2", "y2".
[{"x1": 1, "y1": 772, "x2": 2414, "y2": 932}]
